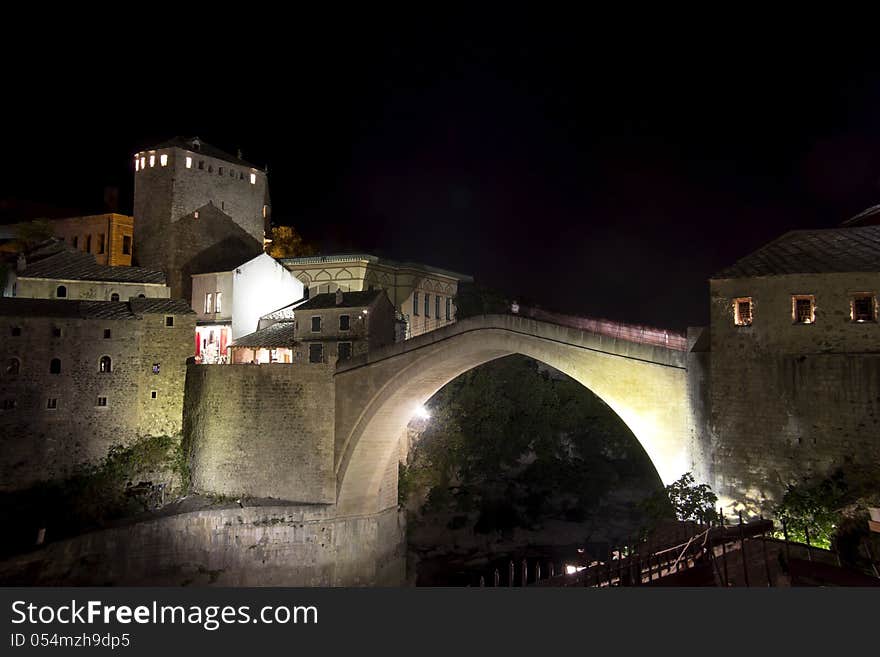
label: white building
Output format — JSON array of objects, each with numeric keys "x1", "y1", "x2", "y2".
[{"x1": 191, "y1": 253, "x2": 304, "y2": 363}]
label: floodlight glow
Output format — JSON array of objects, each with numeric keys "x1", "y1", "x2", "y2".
[
  {"x1": 565, "y1": 564, "x2": 586, "y2": 575},
  {"x1": 414, "y1": 405, "x2": 431, "y2": 420}
]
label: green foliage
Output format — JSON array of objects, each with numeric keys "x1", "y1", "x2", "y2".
[
  {"x1": 0, "y1": 435, "x2": 187, "y2": 557},
  {"x1": 405, "y1": 355, "x2": 660, "y2": 535},
  {"x1": 773, "y1": 470, "x2": 849, "y2": 549},
  {"x1": 640, "y1": 472, "x2": 718, "y2": 527},
  {"x1": 14, "y1": 220, "x2": 54, "y2": 248},
  {"x1": 265, "y1": 225, "x2": 317, "y2": 258},
  {"x1": 453, "y1": 282, "x2": 510, "y2": 319}
]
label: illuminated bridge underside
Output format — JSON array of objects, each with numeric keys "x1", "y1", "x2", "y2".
[{"x1": 334, "y1": 314, "x2": 692, "y2": 517}]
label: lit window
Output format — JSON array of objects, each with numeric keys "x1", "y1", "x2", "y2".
[
  {"x1": 46, "y1": 398, "x2": 57, "y2": 410},
  {"x1": 56, "y1": 285, "x2": 67, "y2": 298},
  {"x1": 413, "y1": 292, "x2": 419, "y2": 316},
  {"x1": 205, "y1": 293, "x2": 213, "y2": 313},
  {"x1": 160, "y1": 153, "x2": 168, "y2": 166},
  {"x1": 194, "y1": 211, "x2": 199, "y2": 219},
  {"x1": 309, "y1": 343, "x2": 323, "y2": 363},
  {"x1": 186, "y1": 156, "x2": 193, "y2": 169},
  {"x1": 262, "y1": 205, "x2": 267, "y2": 218},
  {"x1": 140, "y1": 157, "x2": 145, "y2": 169},
  {"x1": 215, "y1": 292, "x2": 222, "y2": 313},
  {"x1": 311, "y1": 316, "x2": 322, "y2": 332},
  {"x1": 99, "y1": 356, "x2": 112, "y2": 373},
  {"x1": 96, "y1": 396, "x2": 108, "y2": 407},
  {"x1": 135, "y1": 157, "x2": 139, "y2": 171},
  {"x1": 338, "y1": 342, "x2": 352, "y2": 361},
  {"x1": 339, "y1": 315, "x2": 350, "y2": 331},
  {"x1": 50, "y1": 358, "x2": 61, "y2": 374},
  {"x1": 122, "y1": 235, "x2": 132, "y2": 255},
  {"x1": 250, "y1": 173, "x2": 256, "y2": 184},
  {"x1": 851, "y1": 294, "x2": 876, "y2": 322},
  {"x1": 733, "y1": 297, "x2": 752, "y2": 326},
  {"x1": 792, "y1": 295, "x2": 816, "y2": 324},
  {"x1": 149, "y1": 155, "x2": 155, "y2": 167}
]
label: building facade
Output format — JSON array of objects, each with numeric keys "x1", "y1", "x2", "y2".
[
  {"x1": 230, "y1": 289, "x2": 396, "y2": 365},
  {"x1": 706, "y1": 225, "x2": 880, "y2": 507},
  {"x1": 47, "y1": 213, "x2": 134, "y2": 266},
  {"x1": 279, "y1": 254, "x2": 472, "y2": 339},
  {"x1": 0, "y1": 298, "x2": 196, "y2": 491},
  {"x1": 133, "y1": 137, "x2": 269, "y2": 302},
  {"x1": 3, "y1": 241, "x2": 169, "y2": 301},
  {"x1": 191, "y1": 253, "x2": 304, "y2": 363}
]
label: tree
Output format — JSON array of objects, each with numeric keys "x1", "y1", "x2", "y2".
[
  {"x1": 641, "y1": 472, "x2": 718, "y2": 525},
  {"x1": 265, "y1": 225, "x2": 317, "y2": 258}
]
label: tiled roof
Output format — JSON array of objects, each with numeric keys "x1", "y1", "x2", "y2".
[
  {"x1": 0, "y1": 298, "x2": 193, "y2": 319},
  {"x1": 231, "y1": 322, "x2": 297, "y2": 348},
  {"x1": 260, "y1": 302, "x2": 300, "y2": 321},
  {"x1": 279, "y1": 253, "x2": 474, "y2": 282},
  {"x1": 149, "y1": 136, "x2": 260, "y2": 170},
  {"x1": 21, "y1": 244, "x2": 166, "y2": 284},
  {"x1": 293, "y1": 290, "x2": 383, "y2": 310},
  {"x1": 714, "y1": 225, "x2": 880, "y2": 279}
]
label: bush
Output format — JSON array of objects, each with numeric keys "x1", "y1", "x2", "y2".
[{"x1": 640, "y1": 472, "x2": 718, "y2": 527}]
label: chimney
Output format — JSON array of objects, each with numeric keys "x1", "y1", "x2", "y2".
[
  {"x1": 335, "y1": 288, "x2": 344, "y2": 306},
  {"x1": 16, "y1": 253, "x2": 26, "y2": 273}
]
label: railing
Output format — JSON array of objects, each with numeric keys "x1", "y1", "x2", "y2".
[{"x1": 516, "y1": 306, "x2": 688, "y2": 351}]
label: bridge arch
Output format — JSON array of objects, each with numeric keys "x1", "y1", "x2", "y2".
[{"x1": 334, "y1": 314, "x2": 692, "y2": 517}]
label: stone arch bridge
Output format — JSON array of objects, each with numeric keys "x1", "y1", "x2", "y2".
[{"x1": 334, "y1": 313, "x2": 696, "y2": 518}]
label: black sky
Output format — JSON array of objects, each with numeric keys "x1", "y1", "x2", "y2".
[{"x1": 4, "y1": 27, "x2": 880, "y2": 329}]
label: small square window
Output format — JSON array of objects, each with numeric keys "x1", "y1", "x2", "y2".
[
  {"x1": 151, "y1": 390, "x2": 158, "y2": 399},
  {"x1": 96, "y1": 396, "x2": 108, "y2": 407},
  {"x1": 250, "y1": 173, "x2": 257, "y2": 184},
  {"x1": 11, "y1": 326, "x2": 21, "y2": 337},
  {"x1": 46, "y1": 398, "x2": 57, "y2": 410},
  {"x1": 338, "y1": 342, "x2": 352, "y2": 361},
  {"x1": 152, "y1": 363, "x2": 160, "y2": 374},
  {"x1": 339, "y1": 315, "x2": 350, "y2": 331},
  {"x1": 219, "y1": 166, "x2": 224, "y2": 176},
  {"x1": 52, "y1": 327, "x2": 62, "y2": 338},
  {"x1": 103, "y1": 329, "x2": 111, "y2": 339},
  {"x1": 792, "y1": 295, "x2": 816, "y2": 324},
  {"x1": 309, "y1": 343, "x2": 324, "y2": 363},
  {"x1": 733, "y1": 297, "x2": 752, "y2": 326},
  {"x1": 165, "y1": 316, "x2": 174, "y2": 327},
  {"x1": 851, "y1": 294, "x2": 876, "y2": 322},
  {"x1": 311, "y1": 316, "x2": 322, "y2": 332},
  {"x1": 122, "y1": 235, "x2": 132, "y2": 255},
  {"x1": 198, "y1": 160, "x2": 205, "y2": 170},
  {"x1": 208, "y1": 164, "x2": 214, "y2": 173}
]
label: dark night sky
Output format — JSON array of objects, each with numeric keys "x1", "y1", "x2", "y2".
[{"x1": 4, "y1": 28, "x2": 880, "y2": 330}]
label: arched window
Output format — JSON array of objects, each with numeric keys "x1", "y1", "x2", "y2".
[
  {"x1": 49, "y1": 358, "x2": 61, "y2": 374},
  {"x1": 99, "y1": 356, "x2": 112, "y2": 373},
  {"x1": 110, "y1": 293, "x2": 120, "y2": 302},
  {"x1": 56, "y1": 285, "x2": 67, "y2": 298},
  {"x1": 137, "y1": 294, "x2": 146, "y2": 299},
  {"x1": 5, "y1": 358, "x2": 20, "y2": 375}
]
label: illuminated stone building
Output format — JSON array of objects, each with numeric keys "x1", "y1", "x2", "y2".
[
  {"x1": 1, "y1": 214, "x2": 135, "y2": 266},
  {"x1": 705, "y1": 224, "x2": 880, "y2": 505},
  {"x1": 191, "y1": 253, "x2": 304, "y2": 363},
  {"x1": 0, "y1": 297, "x2": 195, "y2": 491},
  {"x1": 230, "y1": 289, "x2": 396, "y2": 364},
  {"x1": 2, "y1": 240, "x2": 169, "y2": 301},
  {"x1": 133, "y1": 137, "x2": 269, "y2": 302},
  {"x1": 279, "y1": 254, "x2": 472, "y2": 339}
]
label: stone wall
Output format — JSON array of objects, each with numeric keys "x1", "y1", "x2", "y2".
[
  {"x1": 0, "y1": 308, "x2": 194, "y2": 490},
  {"x1": 0, "y1": 504, "x2": 406, "y2": 586},
  {"x1": 14, "y1": 278, "x2": 169, "y2": 301},
  {"x1": 708, "y1": 272, "x2": 880, "y2": 508},
  {"x1": 185, "y1": 364, "x2": 336, "y2": 503}
]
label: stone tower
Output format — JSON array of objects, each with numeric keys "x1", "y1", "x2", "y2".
[{"x1": 133, "y1": 137, "x2": 270, "y2": 301}]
